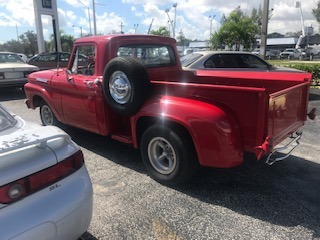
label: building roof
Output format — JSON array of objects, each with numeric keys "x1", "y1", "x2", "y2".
[{"x1": 256, "y1": 37, "x2": 299, "y2": 45}]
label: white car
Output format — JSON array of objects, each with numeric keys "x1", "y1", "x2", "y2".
[
  {"x1": 17, "y1": 53, "x2": 28, "y2": 63},
  {"x1": 279, "y1": 48, "x2": 305, "y2": 60},
  {"x1": 0, "y1": 52, "x2": 39, "y2": 88},
  {"x1": 0, "y1": 104, "x2": 93, "y2": 240}
]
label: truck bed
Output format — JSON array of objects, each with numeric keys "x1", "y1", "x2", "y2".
[{"x1": 151, "y1": 69, "x2": 312, "y2": 156}]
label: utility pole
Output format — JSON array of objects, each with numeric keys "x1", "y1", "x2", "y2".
[
  {"x1": 260, "y1": 0, "x2": 269, "y2": 59},
  {"x1": 92, "y1": 0, "x2": 97, "y2": 35},
  {"x1": 147, "y1": 18, "x2": 154, "y2": 34},
  {"x1": 120, "y1": 22, "x2": 124, "y2": 34}
]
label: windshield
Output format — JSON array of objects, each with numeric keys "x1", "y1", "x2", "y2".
[
  {"x1": 0, "y1": 105, "x2": 17, "y2": 132},
  {"x1": 0, "y1": 53, "x2": 24, "y2": 63},
  {"x1": 180, "y1": 53, "x2": 203, "y2": 67}
]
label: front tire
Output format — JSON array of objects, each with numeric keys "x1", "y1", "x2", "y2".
[
  {"x1": 40, "y1": 101, "x2": 59, "y2": 126},
  {"x1": 140, "y1": 124, "x2": 198, "y2": 185}
]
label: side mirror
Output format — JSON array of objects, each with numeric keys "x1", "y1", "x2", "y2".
[{"x1": 66, "y1": 69, "x2": 73, "y2": 81}]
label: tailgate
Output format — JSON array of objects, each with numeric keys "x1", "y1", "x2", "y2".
[{"x1": 268, "y1": 80, "x2": 310, "y2": 147}]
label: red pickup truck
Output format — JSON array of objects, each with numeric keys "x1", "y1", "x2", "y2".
[{"x1": 24, "y1": 34, "x2": 316, "y2": 185}]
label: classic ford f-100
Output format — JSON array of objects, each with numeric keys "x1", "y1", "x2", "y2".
[{"x1": 24, "y1": 34, "x2": 316, "y2": 185}]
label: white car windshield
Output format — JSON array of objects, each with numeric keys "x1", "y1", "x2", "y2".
[
  {"x1": 0, "y1": 105, "x2": 17, "y2": 132},
  {"x1": 0, "y1": 53, "x2": 25, "y2": 63}
]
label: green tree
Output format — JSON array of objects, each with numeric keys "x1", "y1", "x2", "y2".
[
  {"x1": 176, "y1": 32, "x2": 191, "y2": 46},
  {"x1": 268, "y1": 32, "x2": 285, "y2": 38},
  {"x1": 209, "y1": 6, "x2": 258, "y2": 50},
  {"x1": 0, "y1": 30, "x2": 37, "y2": 55},
  {"x1": 312, "y1": 1, "x2": 320, "y2": 24},
  {"x1": 0, "y1": 40, "x2": 23, "y2": 53},
  {"x1": 251, "y1": 6, "x2": 263, "y2": 34},
  {"x1": 20, "y1": 31, "x2": 38, "y2": 55},
  {"x1": 47, "y1": 30, "x2": 75, "y2": 52},
  {"x1": 150, "y1": 26, "x2": 170, "y2": 37}
]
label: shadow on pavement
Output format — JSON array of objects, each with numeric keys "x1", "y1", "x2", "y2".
[
  {"x1": 173, "y1": 153, "x2": 320, "y2": 238},
  {"x1": 309, "y1": 88, "x2": 320, "y2": 101},
  {"x1": 62, "y1": 124, "x2": 320, "y2": 238},
  {"x1": 81, "y1": 231, "x2": 98, "y2": 240}
]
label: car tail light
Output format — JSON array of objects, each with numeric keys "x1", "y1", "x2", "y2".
[{"x1": 0, "y1": 150, "x2": 84, "y2": 204}]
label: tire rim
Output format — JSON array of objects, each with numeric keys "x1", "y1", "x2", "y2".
[
  {"x1": 109, "y1": 71, "x2": 132, "y2": 104},
  {"x1": 41, "y1": 105, "x2": 53, "y2": 125},
  {"x1": 147, "y1": 137, "x2": 177, "y2": 175}
]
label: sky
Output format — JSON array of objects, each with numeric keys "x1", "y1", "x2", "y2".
[{"x1": 0, "y1": 0, "x2": 319, "y2": 44}]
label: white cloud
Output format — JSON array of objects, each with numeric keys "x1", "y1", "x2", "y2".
[{"x1": 0, "y1": 0, "x2": 319, "y2": 42}]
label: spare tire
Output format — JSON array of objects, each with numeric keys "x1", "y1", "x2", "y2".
[{"x1": 102, "y1": 56, "x2": 150, "y2": 116}]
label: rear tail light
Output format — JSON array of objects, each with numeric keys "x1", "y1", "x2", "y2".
[{"x1": 0, "y1": 150, "x2": 84, "y2": 204}]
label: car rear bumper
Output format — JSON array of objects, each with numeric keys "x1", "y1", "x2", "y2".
[
  {"x1": 0, "y1": 78, "x2": 27, "y2": 87},
  {"x1": 0, "y1": 165, "x2": 93, "y2": 240}
]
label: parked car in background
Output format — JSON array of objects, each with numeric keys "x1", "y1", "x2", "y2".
[
  {"x1": 28, "y1": 52, "x2": 71, "y2": 70},
  {"x1": 181, "y1": 51, "x2": 273, "y2": 70},
  {"x1": 0, "y1": 104, "x2": 93, "y2": 240},
  {"x1": 279, "y1": 48, "x2": 305, "y2": 60},
  {"x1": 0, "y1": 52, "x2": 39, "y2": 88},
  {"x1": 266, "y1": 49, "x2": 281, "y2": 60},
  {"x1": 17, "y1": 53, "x2": 28, "y2": 62},
  {"x1": 251, "y1": 48, "x2": 260, "y2": 55}
]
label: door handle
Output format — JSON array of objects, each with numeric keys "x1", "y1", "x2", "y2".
[{"x1": 84, "y1": 80, "x2": 93, "y2": 87}]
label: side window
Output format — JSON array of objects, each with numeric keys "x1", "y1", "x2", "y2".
[
  {"x1": 117, "y1": 45, "x2": 175, "y2": 67},
  {"x1": 60, "y1": 53, "x2": 70, "y2": 62},
  {"x1": 240, "y1": 55, "x2": 269, "y2": 69},
  {"x1": 39, "y1": 54, "x2": 56, "y2": 62},
  {"x1": 204, "y1": 55, "x2": 220, "y2": 68},
  {"x1": 71, "y1": 45, "x2": 96, "y2": 75}
]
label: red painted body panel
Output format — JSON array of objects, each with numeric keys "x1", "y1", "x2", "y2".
[
  {"x1": 132, "y1": 95, "x2": 243, "y2": 168},
  {"x1": 24, "y1": 34, "x2": 313, "y2": 169}
]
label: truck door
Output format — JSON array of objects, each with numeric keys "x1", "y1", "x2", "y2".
[{"x1": 62, "y1": 44, "x2": 100, "y2": 133}]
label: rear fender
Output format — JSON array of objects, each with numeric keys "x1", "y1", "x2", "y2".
[{"x1": 133, "y1": 96, "x2": 243, "y2": 168}]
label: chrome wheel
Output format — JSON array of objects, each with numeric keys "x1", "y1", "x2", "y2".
[
  {"x1": 109, "y1": 71, "x2": 132, "y2": 104},
  {"x1": 147, "y1": 137, "x2": 177, "y2": 175}
]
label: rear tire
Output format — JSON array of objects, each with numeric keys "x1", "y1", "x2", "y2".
[{"x1": 140, "y1": 124, "x2": 198, "y2": 186}]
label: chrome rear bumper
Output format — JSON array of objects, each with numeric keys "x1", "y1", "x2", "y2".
[{"x1": 265, "y1": 131, "x2": 302, "y2": 165}]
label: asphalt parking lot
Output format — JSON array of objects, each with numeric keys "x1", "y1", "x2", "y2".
[{"x1": 1, "y1": 88, "x2": 320, "y2": 240}]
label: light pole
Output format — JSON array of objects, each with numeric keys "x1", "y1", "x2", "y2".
[
  {"x1": 165, "y1": 8, "x2": 174, "y2": 38},
  {"x1": 173, "y1": 3, "x2": 177, "y2": 39},
  {"x1": 208, "y1": 15, "x2": 215, "y2": 37},
  {"x1": 3, "y1": 17, "x2": 19, "y2": 42},
  {"x1": 77, "y1": 0, "x2": 92, "y2": 35},
  {"x1": 134, "y1": 24, "x2": 139, "y2": 34}
]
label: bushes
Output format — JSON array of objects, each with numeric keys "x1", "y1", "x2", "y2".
[
  {"x1": 270, "y1": 61, "x2": 320, "y2": 86},
  {"x1": 286, "y1": 63, "x2": 320, "y2": 80}
]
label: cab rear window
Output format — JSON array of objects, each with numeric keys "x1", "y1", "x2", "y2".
[{"x1": 117, "y1": 45, "x2": 175, "y2": 67}]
